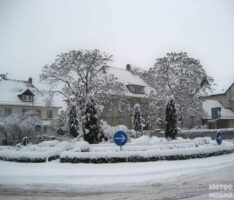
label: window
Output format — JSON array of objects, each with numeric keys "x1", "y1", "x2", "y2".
[
  {"x1": 22, "y1": 109, "x2": 41, "y2": 117},
  {"x1": 5, "y1": 108, "x2": 11, "y2": 117},
  {"x1": 22, "y1": 95, "x2": 33, "y2": 102},
  {"x1": 127, "y1": 85, "x2": 145, "y2": 94},
  {"x1": 0, "y1": 108, "x2": 12, "y2": 117},
  {"x1": 211, "y1": 107, "x2": 221, "y2": 119},
  {"x1": 47, "y1": 110, "x2": 53, "y2": 119}
]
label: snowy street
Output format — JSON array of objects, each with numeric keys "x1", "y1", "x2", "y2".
[{"x1": 0, "y1": 153, "x2": 234, "y2": 200}]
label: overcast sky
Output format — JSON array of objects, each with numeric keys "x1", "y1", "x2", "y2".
[{"x1": 0, "y1": 0, "x2": 234, "y2": 86}]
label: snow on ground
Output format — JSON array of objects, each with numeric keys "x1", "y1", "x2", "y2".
[
  {"x1": 0, "y1": 153, "x2": 234, "y2": 200},
  {"x1": 0, "y1": 153, "x2": 234, "y2": 187}
]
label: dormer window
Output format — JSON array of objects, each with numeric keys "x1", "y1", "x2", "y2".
[
  {"x1": 18, "y1": 89, "x2": 34, "y2": 102},
  {"x1": 127, "y1": 85, "x2": 145, "y2": 94},
  {"x1": 22, "y1": 95, "x2": 33, "y2": 102}
]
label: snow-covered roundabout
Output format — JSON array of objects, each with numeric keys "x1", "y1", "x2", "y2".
[{"x1": 0, "y1": 136, "x2": 234, "y2": 163}]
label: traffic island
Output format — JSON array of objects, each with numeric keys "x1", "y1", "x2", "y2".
[{"x1": 60, "y1": 143, "x2": 234, "y2": 163}]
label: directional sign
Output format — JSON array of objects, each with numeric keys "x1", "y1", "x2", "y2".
[
  {"x1": 113, "y1": 131, "x2": 128, "y2": 147},
  {"x1": 215, "y1": 131, "x2": 223, "y2": 145}
]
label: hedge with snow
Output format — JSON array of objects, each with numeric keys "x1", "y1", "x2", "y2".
[
  {"x1": 1, "y1": 136, "x2": 234, "y2": 163},
  {"x1": 0, "y1": 140, "x2": 72, "y2": 162},
  {"x1": 60, "y1": 136, "x2": 234, "y2": 163}
]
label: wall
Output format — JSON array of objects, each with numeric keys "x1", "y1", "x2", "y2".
[{"x1": 0, "y1": 105, "x2": 59, "y2": 121}]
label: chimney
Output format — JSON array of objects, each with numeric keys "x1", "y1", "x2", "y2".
[
  {"x1": 28, "y1": 77, "x2": 32, "y2": 84},
  {"x1": 126, "y1": 64, "x2": 131, "y2": 71}
]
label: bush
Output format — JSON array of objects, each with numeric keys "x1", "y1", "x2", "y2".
[{"x1": 60, "y1": 146, "x2": 234, "y2": 164}]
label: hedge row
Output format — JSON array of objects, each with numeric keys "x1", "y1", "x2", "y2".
[
  {"x1": 0, "y1": 155, "x2": 59, "y2": 163},
  {"x1": 148, "y1": 128, "x2": 234, "y2": 139},
  {"x1": 60, "y1": 149, "x2": 234, "y2": 164}
]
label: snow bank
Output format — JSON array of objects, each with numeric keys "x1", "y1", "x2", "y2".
[{"x1": 131, "y1": 135, "x2": 151, "y2": 145}]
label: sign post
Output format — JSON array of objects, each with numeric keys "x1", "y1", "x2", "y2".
[
  {"x1": 215, "y1": 131, "x2": 223, "y2": 145},
  {"x1": 113, "y1": 130, "x2": 128, "y2": 151}
]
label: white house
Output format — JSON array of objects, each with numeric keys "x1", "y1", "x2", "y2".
[{"x1": 0, "y1": 74, "x2": 60, "y2": 132}]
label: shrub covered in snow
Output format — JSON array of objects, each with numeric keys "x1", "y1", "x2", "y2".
[
  {"x1": 0, "y1": 140, "x2": 73, "y2": 162},
  {"x1": 73, "y1": 141, "x2": 90, "y2": 152},
  {"x1": 60, "y1": 141, "x2": 234, "y2": 163},
  {"x1": 0, "y1": 112, "x2": 42, "y2": 143},
  {"x1": 165, "y1": 99, "x2": 177, "y2": 139},
  {"x1": 132, "y1": 103, "x2": 145, "y2": 133},
  {"x1": 83, "y1": 96, "x2": 101, "y2": 144},
  {"x1": 131, "y1": 135, "x2": 151, "y2": 145}
]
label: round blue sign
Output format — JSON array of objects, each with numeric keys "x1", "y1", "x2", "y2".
[
  {"x1": 215, "y1": 131, "x2": 223, "y2": 145},
  {"x1": 113, "y1": 131, "x2": 128, "y2": 146}
]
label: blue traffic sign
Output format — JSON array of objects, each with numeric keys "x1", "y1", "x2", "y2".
[
  {"x1": 114, "y1": 131, "x2": 128, "y2": 146},
  {"x1": 216, "y1": 131, "x2": 223, "y2": 145}
]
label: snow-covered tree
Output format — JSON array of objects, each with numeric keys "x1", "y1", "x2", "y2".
[
  {"x1": 165, "y1": 99, "x2": 177, "y2": 139},
  {"x1": 40, "y1": 49, "x2": 124, "y2": 138},
  {"x1": 68, "y1": 104, "x2": 79, "y2": 138},
  {"x1": 20, "y1": 111, "x2": 42, "y2": 138},
  {"x1": 50, "y1": 110, "x2": 68, "y2": 135},
  {"x1": 83, "y1": 95, "x2": 101, "y2": 144},
  {"x1": 0, "y1": 111, "x2": 42, "y2": 142},
  {"x1": 146, "y1": 52, "x2": 213, "y2": 128},
  {"x1": 132, "y1": 103, "x2": 145, "y2": 133}
]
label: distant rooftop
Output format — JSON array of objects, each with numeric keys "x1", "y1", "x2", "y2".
[
  {"x1": 0, "y1": 76, "x2": 60, "y2": 108},
  {"x1": 209, "y1": 77, "x2": 234, "y2": 95},
  {"x1": 105, "y1": 66, "x2": 154, "y2": 97}
]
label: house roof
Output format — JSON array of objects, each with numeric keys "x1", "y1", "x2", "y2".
[
  {"x1": 202, "y1": 99, "x2": 234, "y2": 120},
  {"x1": 0, "y1": 78, "x2": 60, "y2": 108},
  {"x1": 17, "y1": 88, "x2": 35, "y2": 96},
  {"x1": 105, "y1": 66, "x2": 154, "y2": 97},
  {"x1": 208, "y1": 78, "x2": 234, "y2": 96}
]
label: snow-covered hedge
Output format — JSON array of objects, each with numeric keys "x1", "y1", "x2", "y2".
[
  {"x1": 0, "y1": 140, "x2": 73, "y2": 162},
  {"x1": 178, "y1": 128, "x2": 234, "y2": 139},
  {"x1": 150, "y1": 128, "x2": 234, "y2": 139},
  {"x1": 60, "y1": 136, "x2": 234, "y2": 163}
]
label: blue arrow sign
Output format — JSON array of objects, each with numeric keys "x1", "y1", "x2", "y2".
[
  {"x1": 216, "y1": 131, "x2": 223, "y2": 145},
  {"x1": 114, "y1": 131, "x2": 128, "y2": 146}
]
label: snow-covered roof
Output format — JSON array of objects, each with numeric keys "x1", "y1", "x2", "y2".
[
  {"x1": 105, "y1": 66, "x2": 154, "y2": 97},
  {"x1": 17, "y1": 88, "x2": 35, "y2": 96},
  {"x1": 202, "y1": 100, "x2": 234, "y2": 119},
  {"x1": 209, "y1": 78, "x2": 234, "y2": 95},
  {"x1": 0, "y1": 78, "x2": 60, "y2": 108}
]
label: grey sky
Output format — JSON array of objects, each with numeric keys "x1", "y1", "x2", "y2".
[{"x1": 0, "y1": 0, "x2": 234, "y2": 86}]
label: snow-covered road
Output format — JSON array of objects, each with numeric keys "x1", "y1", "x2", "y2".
[{"x1": 0, "y1": 153, "x2": 234, "y2": 199}]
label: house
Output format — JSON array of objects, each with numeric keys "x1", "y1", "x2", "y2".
[
  {"x1": 0, "y1": 74, "x2": 60, "y2": 133},
  {"x1": 202, "y1": 80, "x2": 234, "y2": 128},
  {"x1": 100, "y1": 65, "x2": 154, "y2": 129}
]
